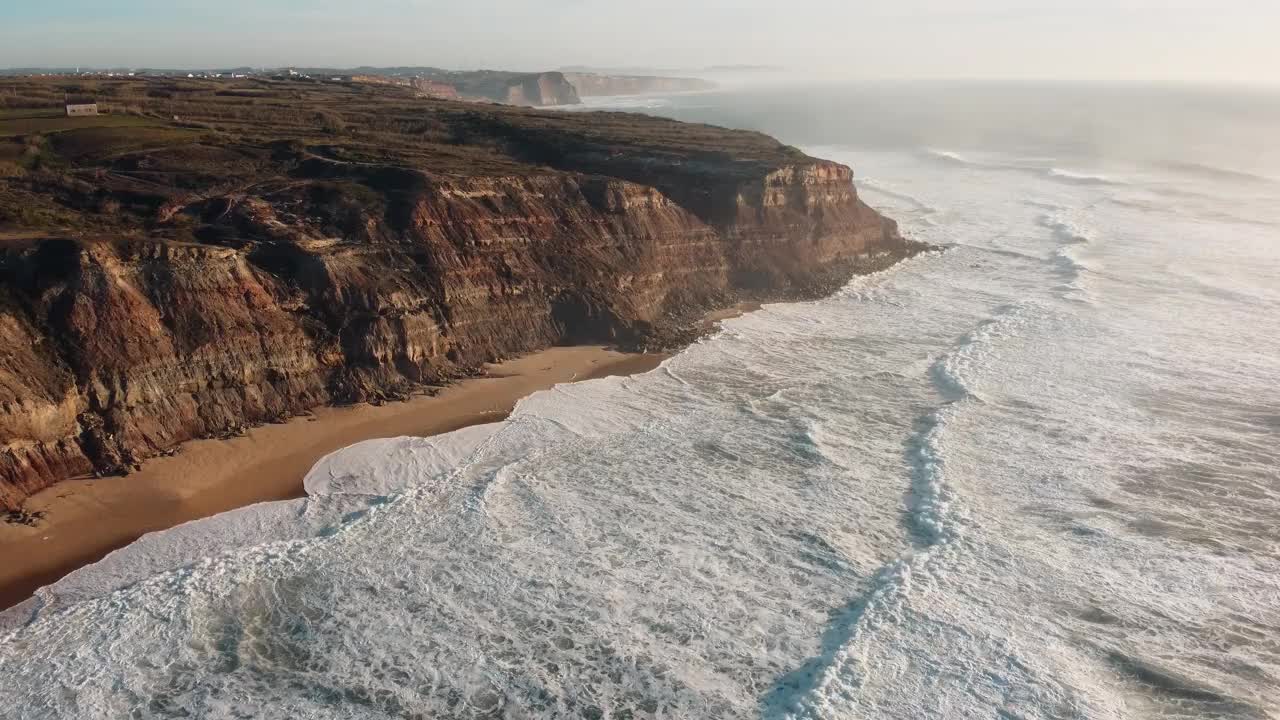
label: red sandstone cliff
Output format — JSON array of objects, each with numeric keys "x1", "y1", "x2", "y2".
[{"x1": 0, "y1": 80, "x2": 919, "y2": 510}]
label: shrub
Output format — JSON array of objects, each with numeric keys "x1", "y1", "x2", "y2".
[{"x1": 315, "y1": 110, "x2": 347, "y2": 135}]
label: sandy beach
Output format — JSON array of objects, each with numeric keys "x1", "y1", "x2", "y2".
[{"x1": 0, "y1": 346, "x2": 667, "y2": 612}]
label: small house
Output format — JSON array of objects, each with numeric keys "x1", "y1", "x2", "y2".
[{"x1": 65, "y1": 96, "x2": 98, "y2": 117}]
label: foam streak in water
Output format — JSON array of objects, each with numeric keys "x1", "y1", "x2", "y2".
[
  {"x1": 766, "y1": 302, "x2": 1038, "y2": 719},
  {"x1": 1037, "y1": 211, "x2": 1101, "y2": 302}
]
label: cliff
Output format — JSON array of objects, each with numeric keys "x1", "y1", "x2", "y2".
[
  {"x1": 410, "y1": 78, "x2": 460, "y2": 100},
  {"x1": 403, "y1": 69, "x2": 581, "y2": 106},
  {"x1": 0, "y1": 76, "x2": 922, "y2": 510},
  {"x1": 351, "y1": 69, "x2": 580, "y2": 106},
  {"x1": 563, "y1": 73, "x2": 717, "y2": 97},
  {"x1": 496, "y1": 71, "x2": 581, "y2": 107}
]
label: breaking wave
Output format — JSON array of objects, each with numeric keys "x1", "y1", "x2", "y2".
[
  {"x1": 924, "y1": 148, "x2": 1129, "y2": 188},
  {"x1": 1036, "y1": 212, "x2": 1100, "y2": 302},
  {"x1": 1046, "y1": 168, "x2": 1127, "y2": 187},
  {"x1": 923, "y1": 148, "x2": 976, "y2": 166},
  {"x1": 1038, "y1": 213, "x2": 1097, "y2": 245}
]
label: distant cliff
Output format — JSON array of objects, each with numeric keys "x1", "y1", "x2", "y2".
[
  {"x1": 491, "y1": 71, "x2": 580, "y2": 106},
  {"x1": 0, "y1": 76, "x2": 922, "y2": 509},
  {"x1": 361, "y1": 69, "x2": 714, "y2": 106},
  {"x1": 564, "y1": 73, "x2": 716, "y2": 97},
  {"x1": 355, "y1": 68, "x2": 582, "y2": 106}
]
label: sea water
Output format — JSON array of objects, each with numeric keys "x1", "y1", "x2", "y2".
[{"x1": 1, "y1": 82, "x2": 1278, "y2": 719}]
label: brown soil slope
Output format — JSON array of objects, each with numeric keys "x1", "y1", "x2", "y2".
[{"x1": 0, "y1": 76, "x2": 923, "y2": 509}]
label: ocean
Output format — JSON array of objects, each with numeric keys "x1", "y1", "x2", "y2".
[{"x1": 2, "y1": 82, "x2": 1279, "y2": 719}]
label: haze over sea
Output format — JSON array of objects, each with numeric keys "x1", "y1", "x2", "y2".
[{"x1": 3, "y1": 82, "x2": 1279, "y2": 719}]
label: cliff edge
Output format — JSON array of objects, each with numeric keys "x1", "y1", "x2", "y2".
[{"x1": 0, "y1": 76, "x2": 923, "y2": 509}]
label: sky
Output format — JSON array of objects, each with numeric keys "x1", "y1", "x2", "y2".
[{"x1": 4, "y1": 0, "x2": 1279, "y2": 87}]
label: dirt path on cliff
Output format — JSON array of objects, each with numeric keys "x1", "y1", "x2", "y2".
[{"x1": 0, "y1": 346, "x2": 668, "y2": 612}]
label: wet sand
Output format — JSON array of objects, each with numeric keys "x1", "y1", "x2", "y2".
[{"x1": 0, "y1": 346, "x2": 667, "y2": 612}]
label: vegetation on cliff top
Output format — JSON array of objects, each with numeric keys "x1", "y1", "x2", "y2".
[{"x1": 0, "y1": 75, "x2": 806, "y2": 239}]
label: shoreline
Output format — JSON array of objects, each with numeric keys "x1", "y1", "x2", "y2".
[{"x1": 0, "y1": 345, "x2": 670, "y2": 612}]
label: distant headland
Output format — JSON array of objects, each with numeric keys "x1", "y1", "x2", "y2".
[{"x1": 0, "y1": 66, "x2": 718, "y2": 107}]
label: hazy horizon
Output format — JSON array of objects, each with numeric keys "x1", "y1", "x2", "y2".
[{"x1": 4, "y1": 0, "x2": 1279, "y2": 88}]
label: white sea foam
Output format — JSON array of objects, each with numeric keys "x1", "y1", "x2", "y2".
[
  {"x1": 303, "y1": 424, "x2": 503, "y2": 497},
  {"x1": 3, "y1": 141, "x2": 1278, "y2": 719},
  {"x1": 922, "y1": 147, "x2": 1133, "y2": 191},
  {"x1": 1047, "y1": 168, "x2": 1127, "y2": 186},
  {"x1": 1038, "y1": 213, "x2": 1096, "y2": 245},
  {"x1": 1033, "y1": 211, "x2": 1103, "y2": 303},
  {"x1": 924, "y1": 148, "x2": 972, "y2": 165}
]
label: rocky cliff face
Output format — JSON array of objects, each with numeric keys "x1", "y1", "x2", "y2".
[
  {"x1": 501, "y1": 72, "x2": 581, "y2": 106},
  {"x1": 436, "y1": 71, "x2": 580, "y2": 106},
  {"x1": 350, "y1": 68, "x2": 583, "y2": 106},
  {"x1": 0, "y1": 77, "x2": 921, "y2": 509}
]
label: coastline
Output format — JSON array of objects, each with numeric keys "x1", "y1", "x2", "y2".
[{"x1": 0, "y1": 345, "x2": 669, "y2": 612}]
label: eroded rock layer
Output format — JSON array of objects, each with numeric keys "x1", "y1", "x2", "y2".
[{"x1": 0, "y1": 78, "x2": 921, "y2": 508}]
